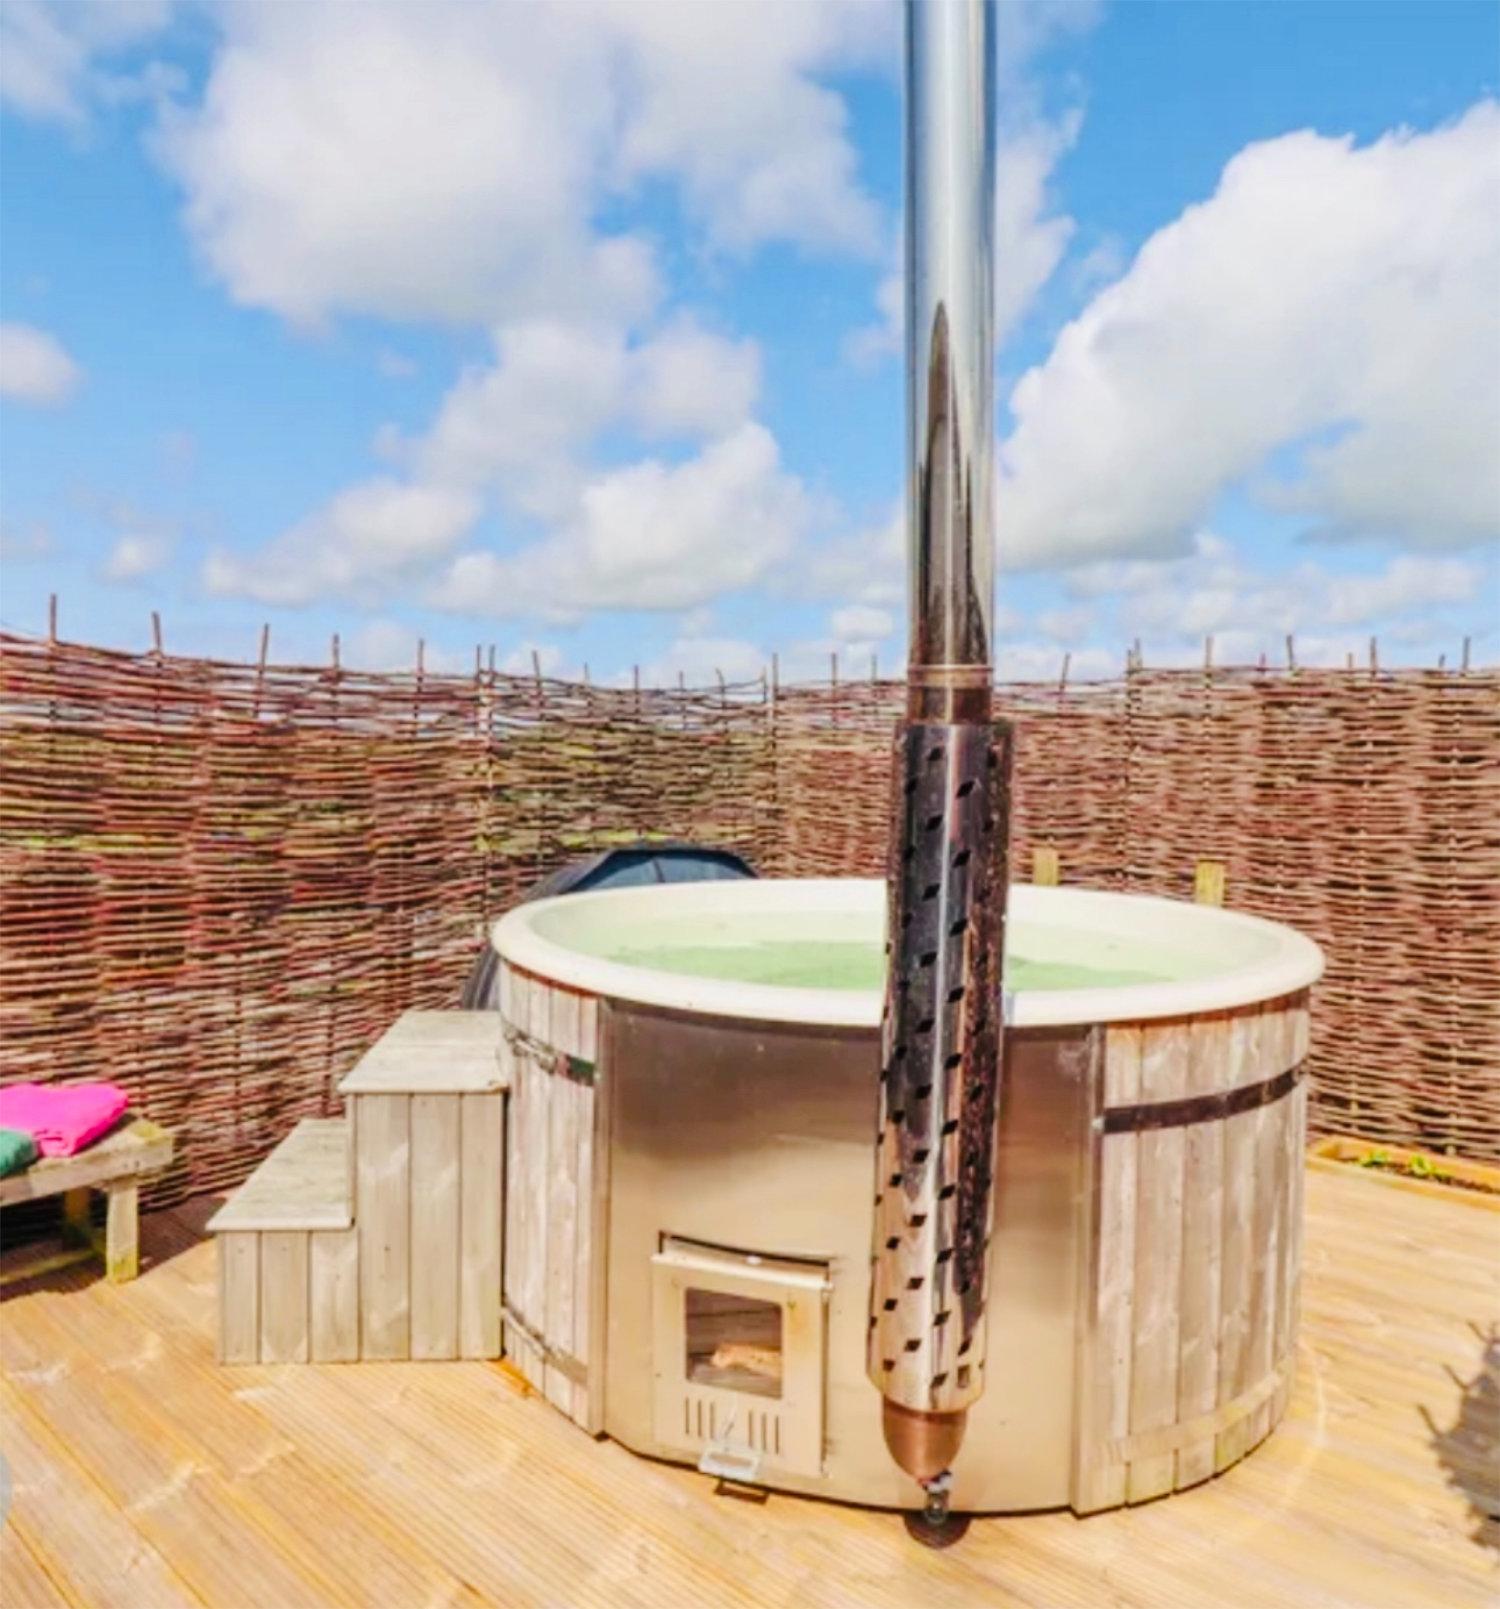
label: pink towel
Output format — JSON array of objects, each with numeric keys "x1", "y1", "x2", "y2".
[{"x1": 0, "y1": 1083, "x2": 128, "y2": 1158}]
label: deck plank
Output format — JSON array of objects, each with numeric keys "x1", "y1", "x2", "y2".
[
  {"x1": 0, "y1": 1394, "x2": 202, "y2": 1609},
  {"x1": 0, "y1": 1527, "x2": 72, "y2": 1609},
  {"x1": 2, "y1": 1265, "x2": 490, "y2": 1609},
  {"x1": 0, "y1": 1303, "x2": 337, "y2": 1609},
  {"x1": 1, "y1": 1163, "x2": 1494, "y2": 1609}
]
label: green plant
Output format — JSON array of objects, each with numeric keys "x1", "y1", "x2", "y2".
[{"x1": 1354, "y1": 1146, "x2": 1451, "y2": 1183}]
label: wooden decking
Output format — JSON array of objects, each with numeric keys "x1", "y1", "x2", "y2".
[{"x1": 2, "y1": 1163, "x2": 1495, "y2": 1609}]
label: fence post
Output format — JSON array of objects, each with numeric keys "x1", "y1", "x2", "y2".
[
  {"x1": 1194, "y1": 860, "x2": 1226, "y2": 907},
  {"x1": 254, "y1": 625, "x2": 270, "y2": 720}
]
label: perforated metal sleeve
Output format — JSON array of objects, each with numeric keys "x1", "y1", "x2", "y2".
[{"x1": 867, "y1": 719, "x2": 1011, "y2": 1415}]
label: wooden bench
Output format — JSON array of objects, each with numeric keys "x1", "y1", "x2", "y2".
[{"x1": 0, "y1": 1117, "x2": 175, "y2": 1285}]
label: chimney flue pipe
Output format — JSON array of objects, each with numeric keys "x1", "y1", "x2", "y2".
[{"x1": 866, "y1": 0, "x2": 1011, "y2": 1537}]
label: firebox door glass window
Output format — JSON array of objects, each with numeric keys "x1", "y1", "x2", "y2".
[{"x1": 684, "y1": 1288, "x2": 783, "y2": 1399}]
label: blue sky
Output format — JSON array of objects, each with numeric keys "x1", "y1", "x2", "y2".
[{"x1": 1, "y1": 0, "x2": 1495, "y2": 682}]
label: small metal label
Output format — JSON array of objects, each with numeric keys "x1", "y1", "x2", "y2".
[{"x1": 697, "y1": 1438, "x2": 764, "y2": 1484}]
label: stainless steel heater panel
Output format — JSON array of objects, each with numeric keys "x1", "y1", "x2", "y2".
[{"x1": 600, "y1": 1000, "x2": 1096, "y2": 1510}]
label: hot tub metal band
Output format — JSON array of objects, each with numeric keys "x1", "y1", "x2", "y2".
[{"x1": 1103, "y1": 1063, "x2": 1307, "y2": 1134}]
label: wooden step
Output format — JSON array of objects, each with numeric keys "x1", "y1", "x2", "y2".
[
  {"x1": 336, "y1": 1009, "x2": 507, "y2": 1097},
  {"x1": 211, "y1": 1009, "x2": 508, "y2": 1366},
  {"x1": 210, "y1": 1121, "x2": 356, "y2": 1366},
  {"x1": 207, "y1": 1119, "x2": 351, "y2": 1235}
]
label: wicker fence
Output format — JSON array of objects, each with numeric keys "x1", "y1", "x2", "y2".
[{"x1": 1, "y1": 631, "x2": 1495, "y2": 1203}]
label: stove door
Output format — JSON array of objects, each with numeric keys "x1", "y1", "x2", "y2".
[{"x1": 650, "y1": 1238, "x2": 829, "y2": 1481}]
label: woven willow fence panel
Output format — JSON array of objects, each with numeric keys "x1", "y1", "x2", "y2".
[{"x1": 2, "y1": 633, "x2": 1495, "y2": 1203}]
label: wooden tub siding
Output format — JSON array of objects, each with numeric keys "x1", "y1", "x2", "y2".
[
  {"x1": 1126, "y1": 1020, "x2": 1189, "y2": 1502},
  {"x1": 500, "y1": 964, "x2": 602, "y2": 1432},
  {"x1": 1072, "y1": 1024, "x2": 1141, "y2": 1513},
  {"x1": 1072, "y1": 991, "x2": 1311, "y2": 1512},
  {"x1": 1214, "y1": 1010, "x2": 1261, "y2": 1474},
  {"x1": 1268, "y1": 1005, "x2": 1307, "y2": 1435},
  {"x1": 574, "y1": 994, "x2": 606, "y2": 1436},
  {"x1": 504, "y1": 996, "x2": 545, "y2": 1391},
  {"x1": 1175, "y1": 1012, "x2": 1226, "y2": 1490}
]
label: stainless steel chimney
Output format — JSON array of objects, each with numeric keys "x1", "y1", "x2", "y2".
[{"x1": 866, "y1": 0, "x2": 1010, "y2": 1541}]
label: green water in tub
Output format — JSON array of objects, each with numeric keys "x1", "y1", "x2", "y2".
[
  {"x1": 530, "y1": 904, "x2": 1209, "y2": 993},
  {"x1": 599, "y1": 938, "x2": 1164, "y2": 992}
]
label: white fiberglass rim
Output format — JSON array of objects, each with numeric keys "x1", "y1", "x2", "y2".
[{"x1": 490, "y1": 878, "x2": 1324, "y2": 1030}]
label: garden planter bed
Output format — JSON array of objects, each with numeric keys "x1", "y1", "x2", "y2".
[{"x1": 1308, "y1": 1136, "x2": 1500, "y2": 1206}]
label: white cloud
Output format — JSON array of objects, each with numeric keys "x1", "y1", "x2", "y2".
[
  {"x1": 1035, "y1": 604, "x2": 1093, "y2": 642},
  {"x1": 211, "y1": 309, "x2": 774, "y2": 616},
  {"x1": 204, "y1": 479, "x2": 480, "y2": 606},
  {"x1": 1001, "y1": 103, "x2": 1500, "y2": 564},
  {"x1": 375, "y1": 349, "x2": 417, "y2": 380},
  {"x1": 804, "y1": 504, "x2": 904, "y2": 607},
  {"x1": 844, "y1": 262, "x2": 903, "y2": 367},
  {"x1": 0, "y1": 322, "x2": 81, "y2": 404},
  {"x1": 408, "y1": 315, "x2": 760, "y2": 522},
  {"x1": 993, "y1": 110, "x2": 1082, "y2": 346},
  {"x1": 627, "y1": 317, "x2": 762, "y2": 441},
  {"x1": 846, "y1": 110, "x2": 1084, "y2": 366},
  {"x1": 635, "y1": 634, "x2": 771, "y2": 687},
  {"x1": 830, "y1": 603, "x2": 894, "y2": 642},
  {"x1": 335, "y1": 619, "x2": 470, "y2": 674},
  {"x1": 0, "y1": 0, "x2": 171, "y2": 126},
  {"x1": 428, "y1": 422, "x2": 808, "y2": 619},
  {"x1": 994, "y1": 0, "x2": 1106, "y2": 65},
  {"x1": 1320, "y1": 556, "x2": 1483, "y2": 627},
  {"x1": 152, "y1": 0, "x2": 885, "y2": 329},
  {"x1": 1064, "y1": 532, "x2": 1487, "y2": 654},
  {"x1": 103, "y1": 529, "x2": 173, "y2": 582},
  {"x1": 153, "y1": 1, "x2": 875, "y2": 627},
  {"x1": 846, "y1": 0, "x2": 1098, "y2": 366},
  {"x1": 497, "y1": 641, "x2": 571, "y2": 678},
  {"x1": 0, "y1": 518, "x2": 54, "y2": 560},
  {"x1": 997, "y1": 641, "x2": 1116, "y2": 681},
  {"x1": 153, "y1": 3, "x2": 654, "y2": 328},
  {"x1": 610, "y1": 0, "x2": 886, "y2": 258},
  {"x1": 412, "y1": 321, "x2": 632, "y2": 518}
]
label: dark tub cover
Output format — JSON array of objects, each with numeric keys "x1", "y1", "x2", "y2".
[{"x1": 459, "y1": 842, "x2": 756, "y2": 1009}]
